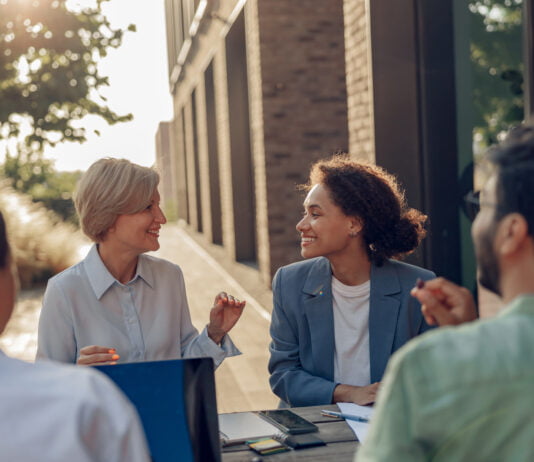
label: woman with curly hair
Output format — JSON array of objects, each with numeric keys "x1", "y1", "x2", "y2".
[{"x1": 268, "y1": 155, "x2": 435, "y2": 407}]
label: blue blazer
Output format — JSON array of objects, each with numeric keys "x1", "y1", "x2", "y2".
[{"x1": 268, "y1": 257, "x2": 435, "y2": 406}]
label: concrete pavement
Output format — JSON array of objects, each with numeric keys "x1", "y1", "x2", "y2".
[{"x1": 153, "y1": 223, "x2": 279, "y2": 413}]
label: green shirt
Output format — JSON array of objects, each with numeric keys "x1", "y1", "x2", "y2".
[{"x1": 356, "y1": 295, "x2": 534, "y2": 462}]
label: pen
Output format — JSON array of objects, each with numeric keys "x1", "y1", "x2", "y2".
[{"x1": 321, "y1": 409, "x2": 369, "y2": 423}]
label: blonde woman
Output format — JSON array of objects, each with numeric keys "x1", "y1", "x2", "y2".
[{"x1": 37, "y1": 158, "x2": 245, "y2": 366}]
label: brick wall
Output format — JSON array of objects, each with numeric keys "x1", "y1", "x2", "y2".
[
  {"x1": 171, "y1": 110, "x2": 189, "y2": 222},
  {"x1": 343, "y1": 0, "x2": 375, "y2": 162},
  {"x1": 183, "y1": 96, "x2": 200, "y2": 231},
  {"x1": 163, "y1": 1, "x2": 241, "y2": 259},
  {"x1": 155, "y1": 121, "x2": 173, "y2": 214},
  {"x1": 212, "y1": 43, "x2": 237, "y2": 259},
  {"x1": 254, "y1": 0, "x2": 349, "y2": 278},
  {"x1": 161, "y1": 0, "x2": 354, "y2": 284},
  {"x1": 194, "y1": 77, "x2": 214, "y2": 243},
  {"x1": 245, "y1": 0, "x2": 270, "y2": 282}
]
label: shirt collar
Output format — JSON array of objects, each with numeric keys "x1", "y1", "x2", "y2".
[
  {"x1": 83, "y1": 244, "x2": 154, "y2": 299},
  {"x1": 136, "y1": 253, "x2": 154, "y2": 289},
  {"x1": 499, "y1": 294, "x2": 534, "y2": 318}
]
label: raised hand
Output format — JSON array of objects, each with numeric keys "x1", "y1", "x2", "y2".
[
  {"x1": 411, "y1": 277, "x2": 478, "y2": 326},
  {"x1": 207, "y1": 292, "x2": 246, "y2": 345}
]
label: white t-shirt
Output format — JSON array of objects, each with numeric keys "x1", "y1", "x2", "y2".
[{"x1": 332, "y1": 276, "x2": 371, "y2": 386}]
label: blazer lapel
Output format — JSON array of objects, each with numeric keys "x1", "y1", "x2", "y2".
[
  {"x1": 369, "y1": 261, "x2": 401, "y2": 382},
  {"x1": 302, "y1": 258, "x2": 335, "y2": 381}
]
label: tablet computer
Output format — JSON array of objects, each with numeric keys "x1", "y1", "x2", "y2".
[{"x1": 94, "y1": 358, "x2": 220, "y2": 462}]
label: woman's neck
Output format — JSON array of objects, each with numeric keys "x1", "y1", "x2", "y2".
[
  {"x1": 329, "y1": 247, "x2": 371, "y2": 286},
  {"x1": 97, "y1": 243, "x2": 139, "y2": 284}
]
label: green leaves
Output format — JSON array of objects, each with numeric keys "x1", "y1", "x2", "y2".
[
  {"x1": 0, "y1": 0, "x2": 134, "y2": 151},
  {"x1": 470, "y1": 0, "x2": 524, "y2": 148}
]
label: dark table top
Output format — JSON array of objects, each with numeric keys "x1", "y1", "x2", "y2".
[{"x1": 221, "y1": 405, "x2": 360, "y2": 462}]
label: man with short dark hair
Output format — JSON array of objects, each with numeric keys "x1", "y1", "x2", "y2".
[
  {"x1": 0, "y1": 212, "x2": 150, "y2": 461},
  {"x1": 356, "y1": 124, "x2": 534, "y2": 461}
]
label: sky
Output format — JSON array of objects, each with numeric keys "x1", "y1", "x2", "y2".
[{"x1": 43, "y1": 0, "x2": 174, "y2": 171}]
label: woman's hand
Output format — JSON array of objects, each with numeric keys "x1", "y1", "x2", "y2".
[
  {"x1": 333, "y1": 383, "x2": 381, "y2": 406},
  {"x1": 207, "y1": 292, "x2": 246, "y2": 345},
  {"x1": 77, "y1": 345, "x2": 120, "y2": 366}
]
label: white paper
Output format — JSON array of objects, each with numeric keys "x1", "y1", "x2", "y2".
[{"x1": 337, "y1": 402, "x2": 374, "y2": 443}]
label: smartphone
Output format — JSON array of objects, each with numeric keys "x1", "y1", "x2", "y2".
[
  {"x1": 283, "y1": 433, "x2": 325, "y2": 449},
  {"x1": 257, "y1": 409, "x2": 318, "y2": 435}
]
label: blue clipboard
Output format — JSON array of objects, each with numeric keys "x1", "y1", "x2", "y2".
[{"x1": 94, "y1": 357, "x2": 220, "y2": 462}]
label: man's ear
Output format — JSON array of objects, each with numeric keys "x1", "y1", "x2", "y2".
[{"x1": 497, "y1": 213, "x2": 528, "y2": 256}]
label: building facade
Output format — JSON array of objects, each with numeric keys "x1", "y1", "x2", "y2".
[{"x1": 158, "y1": 0, "x2": 534, "y2": 288}]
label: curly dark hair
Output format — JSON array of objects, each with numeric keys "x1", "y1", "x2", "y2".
[{"x1": 305, "y1": 155, "x2": 427, "y2": 264}]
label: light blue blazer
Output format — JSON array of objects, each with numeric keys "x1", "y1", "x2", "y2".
[{"x1": 268, "y1": 256, "x2": 435, "y2": 406}]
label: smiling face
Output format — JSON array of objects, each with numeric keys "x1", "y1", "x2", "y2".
[
  {"x1": 106, "y1": 189, "x2": 167, "y2": 256},
  {"x1": 296, "y1": 183, "x2": 359, "y2": 260}
]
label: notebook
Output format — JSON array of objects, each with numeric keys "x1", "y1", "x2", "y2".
[
  {"x1": 218, "y1": 411, "x2": 281, "y2": 446},
  {"x1": 94, "y1": 358, "x2": 220, "y2": 462}
]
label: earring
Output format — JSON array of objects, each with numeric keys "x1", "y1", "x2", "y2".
[{"x1": 349, "y1": 231, "x2": 358, "y2": 238}]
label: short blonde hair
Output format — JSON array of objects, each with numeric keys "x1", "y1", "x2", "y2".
[{"x1": 74, "y1": 158, "x2": 160, "y2": 242}]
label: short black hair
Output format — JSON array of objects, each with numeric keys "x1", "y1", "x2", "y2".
[
  {"x1": 489, "y1": 124, "x2": 534, "y2": 235},
  {"x1": 0, "y1": 212, "x2": 8, "y2": 269}
]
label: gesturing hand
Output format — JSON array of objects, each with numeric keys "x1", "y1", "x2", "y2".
[
  {"x1": 77, "y1": 345, "x2": 120, "y2": 366},
  {"x1": 207, "y1": 292, "x2": 246, "y2": 345},
  {"x1": 411, "y1": 277, "x2": 478, "y2": 327}
]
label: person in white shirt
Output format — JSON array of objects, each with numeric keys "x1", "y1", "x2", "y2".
[
  {"x1": 269, "y1": 155, "x2": 435, "y2": 406},
  {"x1": 36, "y1": 157, "x2": 246, "y2": 366},
  {"x1": 0, "y1": 211, "x2": 150, "y2": 462}
]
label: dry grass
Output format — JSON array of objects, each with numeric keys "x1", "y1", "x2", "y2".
[{"x1": 0, "y1": 181, "x2": 89, "y2": 287}]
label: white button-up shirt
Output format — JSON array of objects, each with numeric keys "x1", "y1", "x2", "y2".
[
  {"x1": 0, "y1": 349, "x2": 149, "y2": 461},
  {"x1": 36, "y1": 244, "x2": 239, "y2": 365}
]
